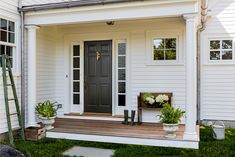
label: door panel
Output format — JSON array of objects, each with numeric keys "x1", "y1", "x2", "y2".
[{"x1": 84, "y1": 40, "x2": 112, "y2": 113}]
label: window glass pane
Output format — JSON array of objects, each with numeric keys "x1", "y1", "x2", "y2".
[
  {"x1": 8, "y1": 21, "x2": 15, "y2": 32},
  {"x1": 118, "y1": 69, "x2": 126, "y2": 80},
  {"x1": 73, "y1": 58, "x2": 80, "y2": 68},
  {"x1": 73, "y1": 94, "x2": 80, "y2": 104},
  {"x1": 0, "y1": 30, "x2": 7, "y2": 42},
  {"x1": 118, "y1": 95, "x2": 126, "y2": 106},
  {"x1": 165, "y1": 38, "x2": 176, "y2": 49},
  {"x1": 73, "y1": 45, "x2": 80, "y2": 56},
  {"x1": 118, "y1": 43, "x2": 126, "y2": 55},
  {"x1": 73, "y1": 70, "x2": 80, "y2": 80},
  {"x1": 154, "y1": 39, "x2": 164, "y2": 50},
  {"x1": 118, "y1": 56, "x2": 125, "y2": 68},
  {"x1": 154, "y1": 50, "x2": 164, "y2": 60},
  {"x1": 210, "y1": 51, "x2": 220, "y2": 60},
  {"x1": 222, "y1": 40, "x2": 232, "y2": 49},
  {"x1": 210, "y1": 40, "x2": 220, "y2": 49},
  {"x1": 6, "y1": 46, "x2": 12, "y2": 56},
  {"x1": 165, "y1": 50, "x2": 176, "y2": 60},
  {"x1": 73, "y1": 82, "x2": 80, "y2": 92},
  {"x1": 0, "y1": 19, "x2": 7, "y2": 30},
  {"x1": 0, "y1": 45, "x2": 5, "y2": 55},
  {"x1": 222, "y1": 51, "x2": 232, "y2": 60},
  {"x1": 8, "y1": 32, "x2": 14, "y2": 43},
  {"x1": 118, "y1": 82, "x2": 126, "y2": 93}
]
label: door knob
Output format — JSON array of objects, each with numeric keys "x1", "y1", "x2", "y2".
[{"x1": 96, "y1": 51, "x2": 101, "y2": 61}]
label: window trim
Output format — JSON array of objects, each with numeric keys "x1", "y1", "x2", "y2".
[
  {"x1": 208, "y1": 38, "x2": 234, "y2": 63},
  {"x1": 146, "y1": 30, "x2": 183, "y2": 65}
]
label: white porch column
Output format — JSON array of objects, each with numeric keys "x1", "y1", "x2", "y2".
[
  {"x1": 25, "y1": 25, "x2": 40, "y2": 127},
  {"x1": 183, "y1": 14, "x2": 198, "y2": 141}
]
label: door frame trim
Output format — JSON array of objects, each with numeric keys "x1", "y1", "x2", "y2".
[
  {"x1": 69, "y1": 39, "x2": 116, "y2": 115},
  {"x1": 65, "y1": 32, "x2": 130, "y2": 117}
]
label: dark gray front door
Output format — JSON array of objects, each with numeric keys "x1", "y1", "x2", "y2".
[{"x1": 84, "y1": 40, "x2": 112, "y2": 113}]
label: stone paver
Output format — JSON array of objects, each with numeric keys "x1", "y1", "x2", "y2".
[{"x1": 63, "y1": 146, "x2": 115, "y2": 157}]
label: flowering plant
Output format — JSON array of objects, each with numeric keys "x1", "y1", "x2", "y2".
[
  {"x1": 143, "y1": 93, "x2": 155, "y2": 105},
  {"x1": 155, "y1": 94, "x2": 169, "y2": 103}
]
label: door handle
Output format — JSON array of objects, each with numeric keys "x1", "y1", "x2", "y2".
[{"x1": 96, "y1": 51, "x2": 101, "y2": 61}]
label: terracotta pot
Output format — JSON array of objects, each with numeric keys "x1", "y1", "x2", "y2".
[{"x1": 163, "y1": 123, "x2": 179, "y2": 138}]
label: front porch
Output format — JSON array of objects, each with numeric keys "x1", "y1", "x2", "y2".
[
  {"x1": 23, "y1": 0, "x2": 200, "y2": 149},
  {"x1": 47, "y1": 118, "x2": 199, "y2": 149}
]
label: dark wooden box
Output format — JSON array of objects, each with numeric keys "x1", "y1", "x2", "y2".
[
  {"x1": 137, "y1": 92, "x2": 173, "y2": 124},
  {"x1": 25, "y1": 126, "x2": 45, "y2": 141}
]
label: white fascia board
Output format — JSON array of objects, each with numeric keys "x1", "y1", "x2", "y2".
[
  {"x1": 24, "y1": 0, "x2": 198, "y2": 25},
  {"x1": 46, "y1": 131, "x2": 199, "y2": 149}
]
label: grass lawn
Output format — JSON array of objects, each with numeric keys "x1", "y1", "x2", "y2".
[{"x1": 2, "y1": 126, "x2": 235, "y2": 157}]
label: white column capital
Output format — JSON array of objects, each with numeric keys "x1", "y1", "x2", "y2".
[
  {"x1": 183, "y1": 13, "x2": 198, "y2": 21},
  {"x1": 25, "y1": 25, "x2": 40, "y2": 30}
]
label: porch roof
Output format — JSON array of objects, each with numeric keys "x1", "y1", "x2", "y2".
[
  {"x1": 23, "y1": 0, "x2": 198, "y2": 26},
  {"x1": 46, "y1": 118, "x2": 199, "y2": 149}
]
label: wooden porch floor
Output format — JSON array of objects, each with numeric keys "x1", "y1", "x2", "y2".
[{"x1": 49, "y1": 118, "x2": 185, "y2": 140}]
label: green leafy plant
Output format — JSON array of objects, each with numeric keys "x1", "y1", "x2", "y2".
[
  {"x1": 35, "y1": 100, "x2": 57, "y2": 118},
  {"x1": 159, "y1": 103, "x2": 185, "y2": 124}
]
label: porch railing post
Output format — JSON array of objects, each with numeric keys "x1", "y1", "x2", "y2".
[
  {"x1": 25, "y1": 25, "x2": 40, "y2": 127},
  {"x1": 183, "y1": 14, "x2": 199, "y2": 141}
]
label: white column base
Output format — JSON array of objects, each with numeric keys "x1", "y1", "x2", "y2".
[{"x1": 183, "y1": 132, "x2": 199, "y2": 141}]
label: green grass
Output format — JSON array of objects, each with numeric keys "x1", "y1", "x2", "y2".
[{"x1": 2, "y1": 126, "x2": 235, "y2": 157}]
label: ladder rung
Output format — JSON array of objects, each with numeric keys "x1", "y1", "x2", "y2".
[
  {"x1": 8, "y1": 98, "x2": 16, "y2": 101},
  {"x1": 6, "y1": 84, "x2": 13, "y2": 86},
  {"x1": 10, "y1": 113, "x2": 18, "y2": 116}
]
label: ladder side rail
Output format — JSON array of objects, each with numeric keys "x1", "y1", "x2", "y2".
[
  {"x1": 6, "y1": 58, "x2": 25, "y2": 140},
  {"x1": 1, "y1": 55, "x2": 14, "y2": 146}
]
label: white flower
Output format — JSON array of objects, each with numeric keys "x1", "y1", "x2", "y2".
[
  {"x1": 155, "y1": 94, "x2": 169, "y2": 103},
  {"x1": 145, "y1": 96, "x2": 155, "y2": 104}
]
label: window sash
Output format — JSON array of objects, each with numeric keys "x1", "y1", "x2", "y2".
[
  {"x1": 117, "y1": 41, "x2": 126, "y2": 106},
  {"x1": 209, "y1": 39, "x2": 233, "y2": 61},
  {"x1": 153, "y1": 38, "x2": 177, "y2": 61}
]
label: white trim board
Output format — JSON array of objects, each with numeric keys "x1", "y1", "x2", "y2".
[
  {"x1": 24, "y1": 1, "x2": 197, "y2": 25},
  {"x1": 46, "y1": 131, "x2": 199, "y2": 149}
]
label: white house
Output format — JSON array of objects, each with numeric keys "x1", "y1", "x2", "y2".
[{"x1": 1, "y1": 0, "x2": 235, "y2": 149}]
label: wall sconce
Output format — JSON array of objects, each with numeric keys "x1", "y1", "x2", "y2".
[{"x1": 106, "y1": 21, "x2": 115, "y2": 25}]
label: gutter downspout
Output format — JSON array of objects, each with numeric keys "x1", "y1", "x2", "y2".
[
  {"x1": 197, "y1": 0, "x2": 208, "y2": 124},
  {"x1": 18, "y1": 0, "x2": 26, "y2": 128}
]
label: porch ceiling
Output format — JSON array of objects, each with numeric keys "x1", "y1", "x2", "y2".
[
  {"x1": 24, "y1": 0, "x2": 198, "y2": 26},
  {"x1": 46, "y1": 118, "x2": 199, "y2": 149}
]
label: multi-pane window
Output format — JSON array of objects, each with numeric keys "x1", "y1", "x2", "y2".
[
  {"x1": 117, "y1": 41, "x2": 126, "y2": 106},
  {"x1": 0, "y1": 18, "x2": 15, "y2": 43},
  {"x1": 210, "y1": 40, "x2": 233, "y2": 60},
  {"x1": 73, "y1": 45, "x2": 80, "y2": 105},
  {"x1": 153, "y1": 38, "x2": 177, "y2": 60},
  {"x1": 0, "y1": 18, "x2": 15, "y2": 67}
]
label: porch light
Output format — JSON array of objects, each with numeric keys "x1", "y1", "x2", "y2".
[{"x1": 106, "y1": 21, "x2": 115, "y2": 25}]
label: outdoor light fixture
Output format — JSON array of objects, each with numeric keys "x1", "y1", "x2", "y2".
[{"x1": 106, "y1": 21, "x2": 115, "y2": 25}]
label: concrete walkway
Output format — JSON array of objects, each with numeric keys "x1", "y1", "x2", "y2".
[{"x1": 63, "y1": 146, "x2": 115, "y2": 157}]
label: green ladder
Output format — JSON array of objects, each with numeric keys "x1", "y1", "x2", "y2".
[{"x1": 1, "y1": 54, "x2": 25, "y2": 146}]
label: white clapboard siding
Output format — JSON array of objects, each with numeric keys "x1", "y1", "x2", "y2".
[
  {"x1": 0, "y1": 0, "x2": 21, "y2": 134},
  {"x1": 200, "y1": 0, "x2": 235, "y2": 121}
]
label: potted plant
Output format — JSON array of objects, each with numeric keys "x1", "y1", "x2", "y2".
[
  {"x1": 155, "y1": 94, "x2": 169, "y2": 108},
  {"x1": 159, "y1": 103, "x2": 184, "y2": 138},
  {"x1": 35, "y1": 100, "x2": 58, "y2": 130}
]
